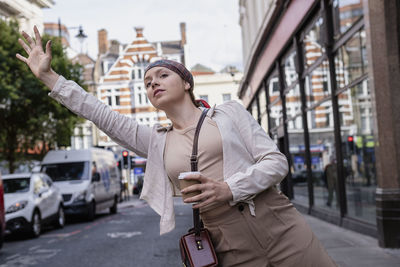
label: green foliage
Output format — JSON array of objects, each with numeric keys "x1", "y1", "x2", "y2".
[{"x1": 0, "y1": 20, "x2": 86, "y2": 173}]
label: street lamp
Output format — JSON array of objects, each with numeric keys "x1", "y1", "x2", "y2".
[{"x1": 58, "y1": 18, "x2": 88, "y2": 53}]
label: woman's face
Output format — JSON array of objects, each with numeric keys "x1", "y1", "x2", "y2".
[{"x1": 144, "y1": 66, "x2": 190, "y2": 110}]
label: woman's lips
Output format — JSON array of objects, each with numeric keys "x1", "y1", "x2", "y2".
[{"x1": 153, "y1": 89, "x2": 165, "y2": 97}]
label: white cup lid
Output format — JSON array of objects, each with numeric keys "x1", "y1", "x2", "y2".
[{"x1": 178, "y1": 171, "x2": 200, "y2": 179}]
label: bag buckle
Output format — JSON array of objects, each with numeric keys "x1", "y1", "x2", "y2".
[
  {"x1": 196, "y1": 240, "x2": 203, "y2": 250},
  {"x1": 190, "y1": 155, "x2": 197, "y2": 163}
]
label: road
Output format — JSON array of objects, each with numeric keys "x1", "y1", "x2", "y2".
[{"x1": 0, "y1": 197, "x2": 193, "y2": 267}]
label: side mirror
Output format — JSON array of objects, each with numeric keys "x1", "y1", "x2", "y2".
[{"x1": 92, "y1": 172, "x2": 101, "y2": 182}]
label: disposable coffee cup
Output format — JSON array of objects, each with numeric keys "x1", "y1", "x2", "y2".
[{"x1": 178, "y1": 171, "x2": 201, "y2": 201}]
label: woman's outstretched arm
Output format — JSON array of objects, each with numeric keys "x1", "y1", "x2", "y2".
[{"x1": 16, "y1": 26, "x2": 151, "y2": 157}]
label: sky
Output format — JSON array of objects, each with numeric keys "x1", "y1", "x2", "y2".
[{"x1": 42, "y1": 0, "x2": 243, "y2": 72}]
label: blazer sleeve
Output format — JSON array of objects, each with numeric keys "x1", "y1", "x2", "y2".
[
  {"x1": 48, "y1": 76, "x2": 151, "y2": 158},
  {"x1": 223, "y1": 101, "x2": 289, "y2": 203}
]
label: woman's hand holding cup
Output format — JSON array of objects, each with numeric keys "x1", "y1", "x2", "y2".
[{"x1": 180, "y1": 172, "x2": 233, "y2": 209}]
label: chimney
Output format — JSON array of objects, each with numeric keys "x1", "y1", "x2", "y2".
[
  {"x1": 180, "y1": 22, "x2": 186, "y2": 46},
  {"x1": 98, "y1": 29, "x2": 108, "y2": 55},
  {"x1": 135, "y1": 27, "x2": 144, "y2": 38}
]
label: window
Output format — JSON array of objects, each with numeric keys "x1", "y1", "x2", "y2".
[
  {"x1": 131, "y1": 70, "x2": 135, "y2": 80},
  {"x1": 199, "y1": 95, "x2": 209, "y2": 102},
  {"x1": 145, "y1": 94, "x2": 149, "y2": 104},
  {"x1": 303, "y1": 16, "x2": 325, "y2": 68},
  {"x1": 332, "y1": 0, "x2": 363, "y2": 39},
  {"x1": 283, "y1": 48, "x2": 298, "y2": 87},
  {"x1": 337, "y1": 79, "x2": 376, "y2": 224},
  {"x1": 138, "y1": 94, "x2": 142, "y2": 104},
  {"x1": 107, "y1": 96, "x2": 112, "y2": 106},
  {"x1": 305, "y1": 59, "x2": 331, "y2": 107},
  {"x1": 335, "y1": 29, "x2": 368, "y2": 89},
  {"x1": 115, "y1": 95, "x2": 120, "y2": 106},
  {"x1": 138, "y1": 69, "x2": 142, "y2": 79},
  {"x1": 222, "y1": 94, "x2": 231, "y2": 102}
]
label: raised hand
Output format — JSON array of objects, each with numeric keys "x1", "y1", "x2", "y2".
[{"x1": 16, "y1": 26, "x2": 59, "y2": 90}]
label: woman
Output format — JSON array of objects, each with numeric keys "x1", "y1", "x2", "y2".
[{"x1": 17, "y1": 26, "x2": 336, "y2": 266}]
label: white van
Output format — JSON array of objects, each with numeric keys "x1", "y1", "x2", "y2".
[{"x1": 40, "y1": 148, "x2": 121, "y2": 220}]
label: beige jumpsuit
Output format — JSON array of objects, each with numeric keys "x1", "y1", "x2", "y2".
[{"x1": 165, "y1": 117, "x2": 336, "y2": 267}]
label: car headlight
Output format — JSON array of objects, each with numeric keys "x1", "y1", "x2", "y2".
[
  {"x1": 6, "y1": 200, "x2": 28, "y2": 214},
  {"x1": 73, "y1": 190, "x2": 87, "y2": 202}
]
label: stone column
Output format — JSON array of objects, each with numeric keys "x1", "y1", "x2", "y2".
[{"x1": 364, "y1": 0, "x2": 400, "y2": 248}]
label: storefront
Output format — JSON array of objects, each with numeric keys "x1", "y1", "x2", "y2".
[{"x1": 238, "y1": 0, "x2": 400, "y2": 248}]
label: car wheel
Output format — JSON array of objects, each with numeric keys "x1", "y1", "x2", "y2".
[
  {"x1": 110, "y1": 196, "x2": 118, "y2": 214},
  {"x1": 87, "y1": 201, "x2": 96, "y2": 221},
  {"x1": 54, "y1": 206, "x2": 65, "y2": 228},
  {"x1": 30, "y1": 210, "x2": 41, "y2": 238}
]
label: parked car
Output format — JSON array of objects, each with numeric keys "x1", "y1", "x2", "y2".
[
  {"x1": 41, "y1": 148, "x2": 121, "y2": 221},
  {"x1": 0, "y1": 172, "x2": 5, "y2": 249},
  {"x1": 3, "y1": 173, "x2": 64, "y2": 238}
]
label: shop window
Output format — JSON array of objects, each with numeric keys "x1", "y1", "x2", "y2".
[
  {"x1": 285, "y1": 84, "x2": 302, "y2": 120},
  {"x1": 305, "y1": 59, "x2": 331, "y2": 107},
  {"x1": 268, "y1": 72, "x2": 280, "y2": 105},
  {"x1": 338, "y1": 79, "x2": 376, "y2": 224},
  {"x1": 306, "y1": 104, "x2": 337, "y2": 213},
  {"x1": 335, "y1": 29, "x2": 368, "y2": 89},
  {"x1": 332, "y1": 0, "x2": 363, "y2": 39},
  {"x1": 303, "y1": 16, "x2": 325, "y2": 68},
  {"x1": 287, "y1": 115, "x2": 308, "y2": 206},
  {"x1": 283, "y1": 48, "x2": 298, "y2": 87},
  {"x1": 269, "y1": 98, "x2": 283, "y2": 130},
  {"x1": 251, "y1": 101, "x2": 258, "y2": 122},
  {"x1": 259, "y1": 88, "x2": 268, "y2": 132}
]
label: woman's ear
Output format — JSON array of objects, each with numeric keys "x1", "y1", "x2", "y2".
[{"x1": 184, "y1": 81, "x2": 191, "y2": 91}]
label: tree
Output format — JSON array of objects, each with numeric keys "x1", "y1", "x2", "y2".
[{"x1": 0, "y1": 20, "x2": 86, "y2": 173}]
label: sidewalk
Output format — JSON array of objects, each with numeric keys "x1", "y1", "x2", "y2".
[
  {"x1": 118, "y1": 197, "x2": 400, "y2": 266},
  {"x1": 304, "y1": 214, "x2": 400, "y2": 266}
]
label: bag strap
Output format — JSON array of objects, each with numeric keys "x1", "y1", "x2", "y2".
[{"x1": 191, "y1": 108, "x2": 208, "y2": 236}]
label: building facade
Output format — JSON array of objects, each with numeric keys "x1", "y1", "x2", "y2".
[
  {"x1": 191, "y1": 64, "x2": 243, "y2": 106},
  {"x1": 0, "y1": 0, "x2": 53, "y2": 34},
  {"x1": 238, "y1": 0, "x2": 400, "y2": 248},
  {"x1": 96, "y1": 25, "x2": 186, "y2": 149}
]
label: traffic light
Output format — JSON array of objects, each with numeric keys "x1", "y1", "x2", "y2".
[
  {"x1": 122, "y1": 150, "x2": 129, "y2": 169},
  {"x1": 347, "y1": 136, "x2": 354, "y2": 153}
]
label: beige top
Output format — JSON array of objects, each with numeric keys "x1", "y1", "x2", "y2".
[{"x1": 164, "y1": 116, "x2": 224, "y2": 212}]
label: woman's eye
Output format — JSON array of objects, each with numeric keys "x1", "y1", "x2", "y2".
[{"x1": 161, "y1": 74, "x2": 168, "y2": 78}]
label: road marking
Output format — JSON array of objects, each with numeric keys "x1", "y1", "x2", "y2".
[
  {"x1": 107, "y1": 231, "x2": 142, "y2": 238},
  {"x1": 41, "y1": 230, "x2": 81, "y2": 238},
  {"x1": 108, "y1": 220, "x2": 130, "y2": 224},
  {"x1": 0, "y1": 248, "x2": 61, "y2": 267}
]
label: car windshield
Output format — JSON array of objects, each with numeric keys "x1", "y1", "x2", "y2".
[
  {"x1": 41, "y1": 162, "x2": 90, "y2": 181},
  {"x1": 3, "y1": 178, "x2": 30, "y2": 193}
]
